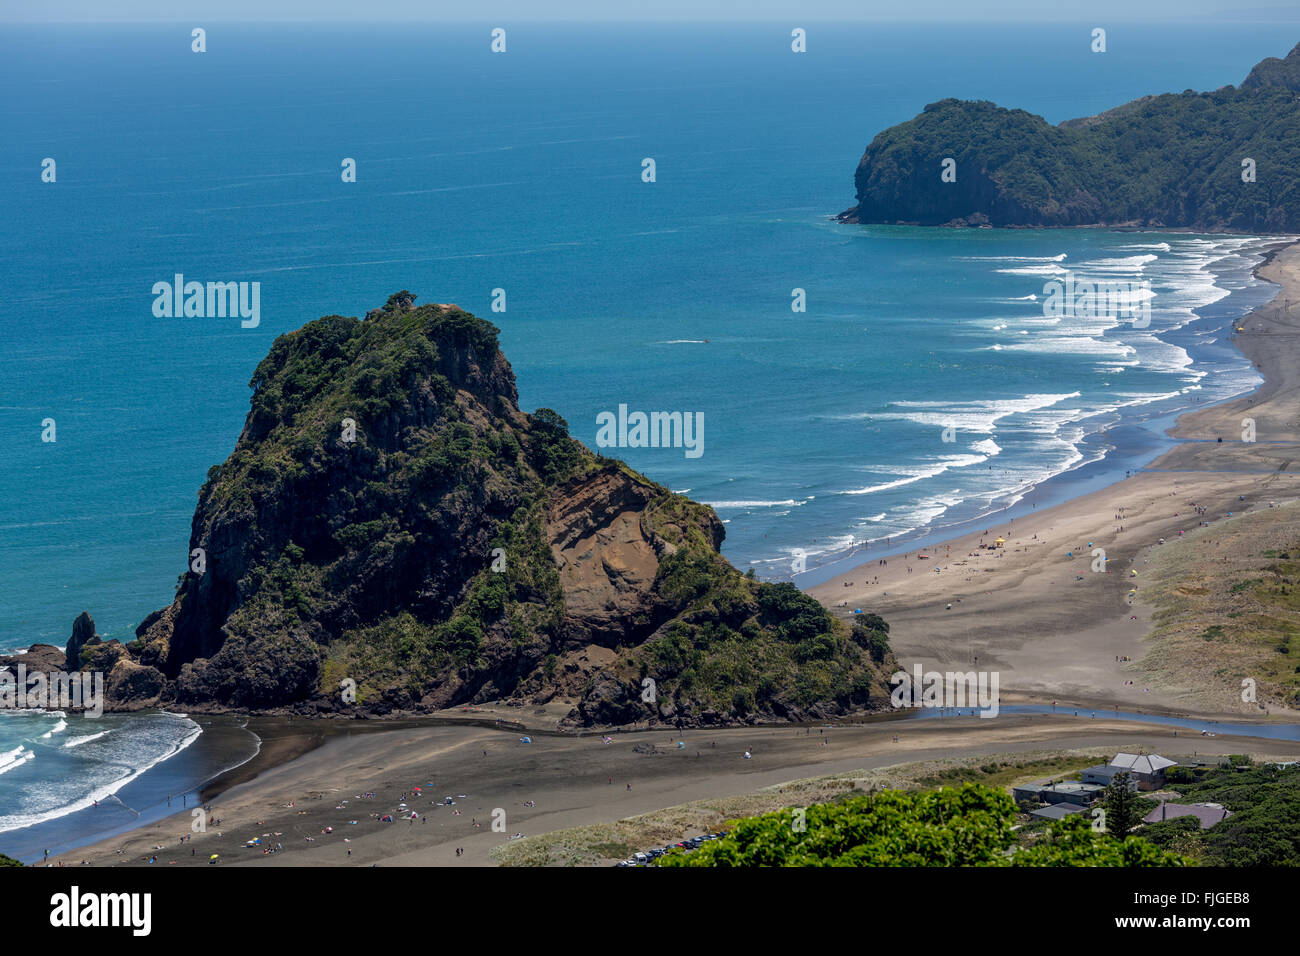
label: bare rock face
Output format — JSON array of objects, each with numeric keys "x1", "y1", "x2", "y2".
[
  {"x1": 547, "y1": 465, "x2": 721, "y2": 648},
  {"x1": 78, "y1": 640, "x2": 129, "y2": 675},
  {"x1": 106, "y1": 659, "x2": 166, "y2": 709},
  {"x1": 66, "y1": 611, "x2": 99, "y2": 669},
  {"x1": 1241, "y1": 41, "x2": 1300, "y2": 91},
  {"x1": 0, "y1": 644, "x2": 67, "y2": 673}
]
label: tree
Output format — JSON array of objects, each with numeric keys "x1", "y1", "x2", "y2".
[
  {"x1": 851, "y1": 619, "x2": 891, "y2": 663},
  {"x1": 1102, "y1": 770, "x2": 1142, "y2": 838},
  {"x1": 383, "y1": 290, "x2": 416, "y2": 313},
  {"x1": 1013, "y1": 814, "x2": 1183, "y2": 867}
]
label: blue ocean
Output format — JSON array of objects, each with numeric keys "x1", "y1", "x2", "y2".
[{"x1": 0, "y1": 22, "x2": 1291, "y2": 853}]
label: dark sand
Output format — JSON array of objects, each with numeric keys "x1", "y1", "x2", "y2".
[{"x1": 49, "y1": 711, "x2": 1300, "y2": 867}]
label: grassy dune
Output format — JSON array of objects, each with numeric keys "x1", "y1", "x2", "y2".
[{"x1": 1142, "y1": 500, "x2": 1300, "y2": 713}]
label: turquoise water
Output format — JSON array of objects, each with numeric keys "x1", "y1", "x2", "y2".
[{"x1": 0, "y1": 22, "x2": 1294, "y2": 842}]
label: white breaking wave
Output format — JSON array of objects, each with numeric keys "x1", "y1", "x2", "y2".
[
  {"x1": 0, "y1": 748, "x2": 34, "y2": 777},
  {"x1": 996, "y1": 264, "x2": 1069, "y2": 276},
  {"x1": 0, "y1": 719, "x2": 203, "y2": 834},
  {"x1": 1081, "y1": 253, "x2": 1159, "y2": 270},
  {"x1": 843, "y1": 453, "x2": 989, "y2": 496},
  {"x1": 964, "y1": 253, "x2": 1067, "y2": 262},
  {"x1": 63, "y1": 730, "x2": 111, "y2": 748},
  {"x1": 701, "y1": 499, "x2": 798, "y2": 509},
  {"x1": 867, "y1": 392, "x2": 1081, "y2": 433},
  {"x1": 994, "y1": 337, "x2": 1136, "y2": 358},
  {"x1": 1118, "y1": 242, "x2": 1172, "y2": 252}
]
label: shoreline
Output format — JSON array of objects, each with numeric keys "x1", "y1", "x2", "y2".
[
  {"x1": 809, "y1": 236, "x2": 1300, "y2": 718},
  {"x1": 46, "y1": 712, "x2": 1300, "y2": 868},
  {"x1": 31, "y1": 691, "x2": 1297, "y2": 866},
  {"x1": 795, "y1": 232, "x2": 1294, "y2": 586}
]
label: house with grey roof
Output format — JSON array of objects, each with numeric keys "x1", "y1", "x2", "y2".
[
  {"x1": 1082, "y1": 752, "x2": 1177, "y2": 791},
  {"x1": 1142, "y1": 802, "x2": 1231, "y2": 829},
  {"x1": 1012, "y1": 781, "x2": 1105, "y2": 807},
  {"x1": 1080, "y1": 764, "x2": 1139, "y2": 789},
  {"x1": 1030, "y1": 803, "x2": 1087, "y2": 822}
]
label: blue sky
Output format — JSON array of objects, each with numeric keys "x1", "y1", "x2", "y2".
[{"x1": 6, "y1": 1, "x2": 1300, "y2": 23}]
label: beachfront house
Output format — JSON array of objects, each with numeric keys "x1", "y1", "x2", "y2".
[
  {"x1": 1079, "y1": 765, "x2": 1140, "y2": 789},
  {"x1": 1012, "y1": 781, "x2": 1106, "y2": 807},
  {"x1": 1142, "y1": 802, "x2": 1231, "y2": 829},
  {"x1": 1029, "y1": 804, "x2": 1087, "y2": 822},
  {"x1": 1082, "y1": 753, "x2": 1176, "y2": 791}
]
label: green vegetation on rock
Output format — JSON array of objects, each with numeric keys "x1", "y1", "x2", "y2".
[
  {"x1": 110, "y1": 294, "x2": 895, "y2": 725},
  {"x1": 840, "y1": 42, "x2": 1300, "y2": 232}
]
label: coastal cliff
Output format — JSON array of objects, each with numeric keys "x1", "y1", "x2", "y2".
[
  {"x1": 86, "y1": 293, "x2": 894, "y2": 727},
  {"x1": 838, "y1": 41, "x2": 1300, "y2": 232}
]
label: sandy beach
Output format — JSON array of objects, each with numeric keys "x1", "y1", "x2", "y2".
[
  {"x1": 42, "y1": 239, "x2": 1300, "y2": 868},
  {"x1": 46, "y1": 710, "x2": 1300, "y2": 868}
]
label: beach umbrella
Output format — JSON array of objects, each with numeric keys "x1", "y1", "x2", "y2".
[{"x1": 209, "y1": 854, "x2": 219, "y2": 860}]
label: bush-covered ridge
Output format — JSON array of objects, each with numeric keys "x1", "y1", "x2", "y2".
[
  {"x1": 99, "y1": 293, "x2": 896, "y2": 726},
  {"x1": 838, "y1": 41, "x2": 1300, "y2": 233}
]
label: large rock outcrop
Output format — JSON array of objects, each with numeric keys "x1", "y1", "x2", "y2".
[
  {"x1": 87, "y1": 293, "x2": 895, "y2": 727},
  {"x1": 838, "y1": 41, "x2": 1300, "y2": 233}
]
